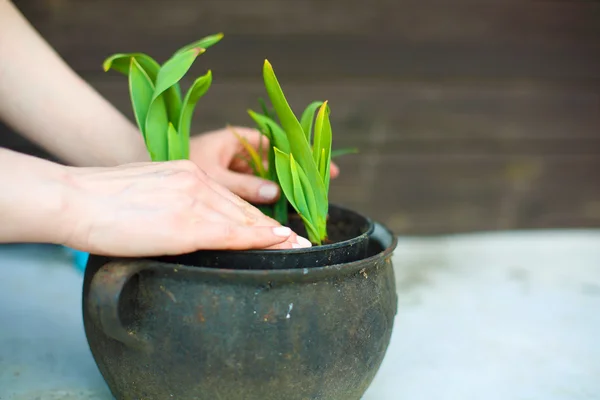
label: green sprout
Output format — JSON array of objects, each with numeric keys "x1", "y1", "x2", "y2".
[
  {"x1": 237, "y1": 60, "x2": 358, "y2": 245},
  {"x1": 102, "y1": 33, "x2": 224, "y2": 161}
]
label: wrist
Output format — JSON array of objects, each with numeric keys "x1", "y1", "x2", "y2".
[{"x1": 0, "y1": 149, "x2": 75, "y2": 245}]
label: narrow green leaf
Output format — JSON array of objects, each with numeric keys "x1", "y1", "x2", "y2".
[
  {"x1": 295, "y1": 158, "x2": 325, "y2": 241},
  {"x1": 275, "y1": 148, "x2": 320, "y2": 243},
  {"x1": 145, "y1": 96, "x2": 170, "y2": 161},
  {"x1": 258, "y1": 97, "x2": 273, "y2": 119},
  {"x1": 153, "y1": 47, "x2": 205, "y2": 102},
  {"x1": 234, "y1": 154, "x2": 255, "y2": 173},
  {"x1": 262, "y1": 60, "x2": 308, "y2": 153},
  {"x1": 273, "y1": 148, "x2": 298, "y2": 213},
  {"x1": 143, "y1": 48, "x2": 204, "y2": 161},
  {"x1": 104, "y1": 53, "x2": 161, "y2": 81},
  {"x1": 178, "y1": 70, "x2": 213, "y2": 158},
  {"x1": 266, "y1": 126, "x2": 277, "y2": 183},
  {"x1": 300, "y1": 101, "x2": 324, "y2": 144},
  {"x1": 143, "y1": 75, "x2": 170, "y2": 162},
  {"x1": 258, "y1": 205, "x2": 273, "y2": 218},
  {"x1": 258, "y1": 128, "x2": 265, "y2": 166},
  {"x1": 289, "y1": 154, "x2": 311, "y2": 221},
  {"x1": 273, "y1": 195, "x2": 289, "y2": 226},
  {"x1": 128, "y1": 58, "x2": 154, "y2": 140},
  {"x1": 331, "y1": 147, "x2": 359, "y2": 158},
  {"x1": 167, "y1": 122, "x2": 184, "y2": 160},
  {"x1": 105, "y1": 53, "x2": 182, "y2": 129},
  {"x1": 312, "y1": 101, "x2": 326, "y2": 165},
  {"x1": 230, "y1": 126, "x2": 267, "y2": 179},
  {"x1": 263, "y1": 60, "x2": 327, "y2": 218},
  {"x1": 319, "y1": 148, "x2": 329, "y2": 193},
  {"x1": 247, "y1": 110, "x2": 290, "y2": 153},
  {"x1": 174, "y1": 33, "x2": 224, "y2": 56},
  {"x1": 313, "y1": 102, "x2": 333, "y2": 193}
]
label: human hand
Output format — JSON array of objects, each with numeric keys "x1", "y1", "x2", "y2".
[
  {"x1": 189, "y1": 126, "x2": 340, "y2": 204},
  {"x1": 62, "y1": 160, "x2": 312, "y2": 257}
]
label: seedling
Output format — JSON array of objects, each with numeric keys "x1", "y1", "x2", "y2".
[
  {"x1": 238, "y1": 60, "x2": 358, "y2": 245},
  {"x1": 102, "y1": 33, "x2": 224, "y2": 161}
]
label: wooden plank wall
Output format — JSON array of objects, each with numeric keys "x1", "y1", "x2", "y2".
[{"x1": 3, "y1": 0, "x2": 600, "y2": 235}]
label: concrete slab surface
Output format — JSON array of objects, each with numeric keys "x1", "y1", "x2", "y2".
[{"x1": 1, "y1": 230, "x2": 599, "y2": 399}]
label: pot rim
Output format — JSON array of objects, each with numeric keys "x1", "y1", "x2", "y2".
[
  {"x1": 229, "y1": 203, "x2": 374, "y2": 255},
  {"x1": 125, "y1": 220, "x2": 397, "y2": 282}
]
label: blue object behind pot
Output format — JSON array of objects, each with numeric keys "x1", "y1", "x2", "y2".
[{"x1": 63, "y1": 246, "x2": 89, "y2": 272}]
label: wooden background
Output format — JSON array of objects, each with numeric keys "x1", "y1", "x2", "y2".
[{"x1": 3, "y1": 0, "x2": 600, "y2": 235}]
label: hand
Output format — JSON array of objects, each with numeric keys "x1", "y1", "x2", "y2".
[
  {"x1": 62, "y1": 160, "x2": 312, "y2": 257},
  {"x1": 189, "y1": 126, "x2": 340, "y2": 204}
]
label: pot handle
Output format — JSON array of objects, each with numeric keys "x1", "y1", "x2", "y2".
[{"x1": 87, "y1": 261, "x2": 151, "y2": 350}]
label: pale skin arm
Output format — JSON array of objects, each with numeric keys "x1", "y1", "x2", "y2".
[
  {"x1": 0, "y1": 0, "x2": 340, "y2": 204},
  {"x1": 0, "y1": 147, "x2": 311, "y2": 255},
  {"x1": 0, "y1": 0, "x2": 149, "y2": 167}
]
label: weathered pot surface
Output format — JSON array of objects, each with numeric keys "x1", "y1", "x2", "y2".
[{"x1": 83, "y1": 218, "x2": 398, "y2": 400}]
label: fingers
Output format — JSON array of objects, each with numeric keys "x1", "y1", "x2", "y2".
[
  {"x1": 330, "y1": 161, "x2": 340, "y2": 178},
  {"x1": 215, "y1": 170, "x2": 281, "y2": 204},
  {"x1": 227, "y1": 126, "x2": 265, "y2": 149},
  {"x1": 200, "y1": 171, "x2": 277, "y2": 222},
  {"x1": 191, "y1": 224, "x2": 294, "y2": 250},
  {"x1": 197, "y1": 172, "x2": 311, "y2": 248},
  {"x1": 231, "y1": 126, "x2": 340, "y2": 179}
]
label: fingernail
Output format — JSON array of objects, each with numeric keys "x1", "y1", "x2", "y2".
[
  {"x1": 259, "y1": 184, "x2": 278, "y2": 201},
  {"x1": 273, "y1": 227, "x2": 292, "y2": 237},
  {"x1": 296, "y1": 236, "x2": 312, "y2": 248},
  {"x1": 292, "y1": 243, "x2": 302, "y2": 249}
]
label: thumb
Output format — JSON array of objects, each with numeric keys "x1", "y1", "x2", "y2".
[{"x1": 216, "y1": 170, "x2": 281, "y2": 204}]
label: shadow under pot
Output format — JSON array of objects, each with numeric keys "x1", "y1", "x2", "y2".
[{"x1": 83, "y1": 220, "x2": 398, "y2": 400}]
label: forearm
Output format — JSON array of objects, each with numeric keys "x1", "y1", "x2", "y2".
[
  {"x1": 0, "y1": 0, "x2": 149, "y2": 167},
  {"x1": 0, "y1": 147, "x2": 75, "y2": 244}
]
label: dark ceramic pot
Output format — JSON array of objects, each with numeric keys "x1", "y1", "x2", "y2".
[{"x1": 82, "y1": 217, "x2": 397, "y2": 400}]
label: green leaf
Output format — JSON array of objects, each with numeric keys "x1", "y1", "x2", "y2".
[
  {"x1": 274, "y1": 148, "x2": 320, "y2": 243},
  {"x1": 289, "y1": 154, "x2": 311, "y2": 222},
  {"x1": 178, "y1": 70, "x2": 213, "y2": 158},
  {"x1": 331, "y1": 147, "x2": 359, "y2": 158},
  {"x1": 258, "y1": 205, "x2": 273, "y2": 218},
  {"x1": 262, "y1": 60, "x2": 327, "y2": 218},
  {"x1": 273, "y1": 195, "x2": 288, "y2": 226},
  {"x1": 105, "y1": 53, "x2": 183, "y2": 129},
  {"x1": 128, "y1": 58, "x2": 155, "y2": 141},
  {"x1": 313, "y1": 101, "x2": 333, "y2": 193},
  {"x1": 300, "y1": 101, "x2": 324, "y2": 144},
  {"x1": 143, "y1": 47, "x2": 204, "y2": 161},
  {"x1": 293, "y1": 156, "x2": 321, "y2": 240},
  {"x1": 319, "y1": 148, "x2": 329, "y2": 195},
  {"x1": 104, "y1": 53, "x2": 161, "y2": 81},
  {"x1": 262, "y1": 60, "x2": 307, "y2": 152},
  {"x1": 299, "y1": 211, "x2": 321, "y2": 244},
  {"x1": 259, "y1": 97, "x2": 273, "y2": 120},
  {"x1": 145, "y1": 96, "x2": 170, "y2": 161},
  {"x1": 273, "y1": 148, "x2": 298, "y2": 212},
  {"x1": 167, "y1": 122, "x2": 184, "y2": 160},
  {"x1": 174, "y1": 33, "x2": 224, "y2": 56},
  {"x1": 265, "y1": 126, "x2": 277, "y2": 183},
  {"x1": 247, "y1": 110, "x2": 290, "y2": 153},
  {"x1": 230, "y1": 126, "x2": 267, "y2": 179},
  {"x1": 153, "y1": 47, "x2": 205, "y2": 103}
]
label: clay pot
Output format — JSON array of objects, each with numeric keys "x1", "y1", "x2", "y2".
[{"x1": 82, "y1": 207, "x2": 397, "y2": 400}]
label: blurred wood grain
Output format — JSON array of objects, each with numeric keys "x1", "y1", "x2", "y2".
[
  {"x1": 12, "y1": 0, "x2": 600, "y2": 81},
  {"x1": 3, "y1": 0, "x2": 599, "y2": 234}
]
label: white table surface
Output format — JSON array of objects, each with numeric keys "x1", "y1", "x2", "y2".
[{"x1": 1, "y1": 230, "x2": 599, "y2": 400}]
